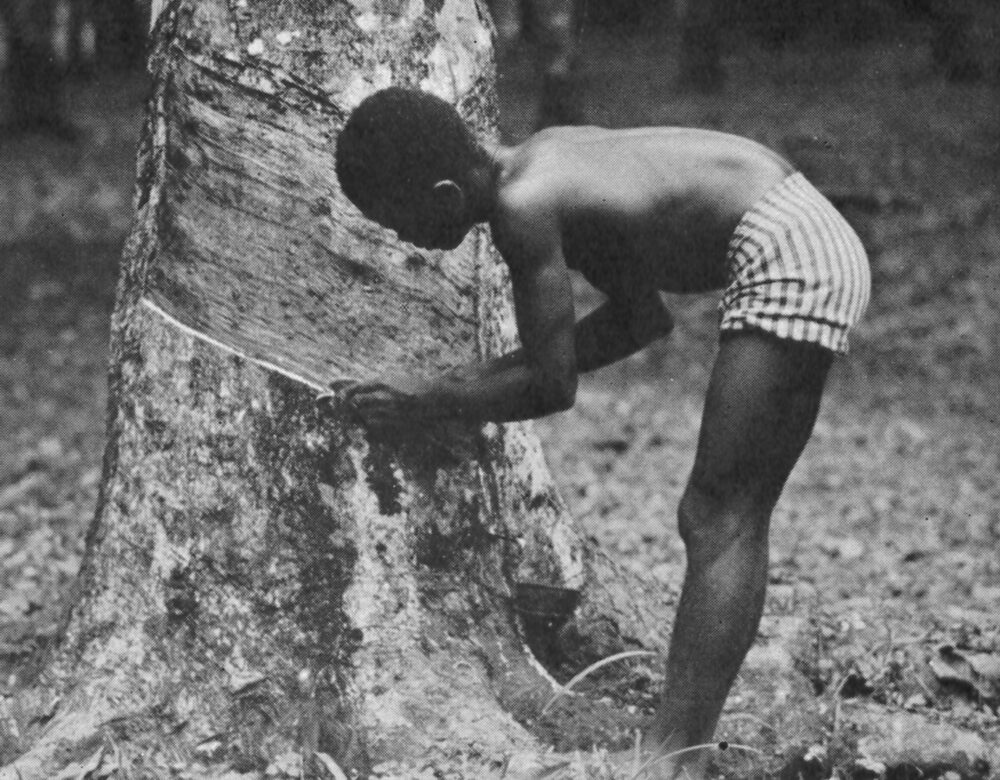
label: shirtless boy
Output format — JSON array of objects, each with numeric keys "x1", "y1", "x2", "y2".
[{"x1": 333, "y1": 87, "x2": 870, "y2": 778}]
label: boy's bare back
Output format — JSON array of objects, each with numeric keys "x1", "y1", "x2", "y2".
[{"x1": 491, "y1": 126, "x2": 796, "y2": 297}]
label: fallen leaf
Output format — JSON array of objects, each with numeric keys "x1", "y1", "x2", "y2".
[
  {"x1": 92, "y1": 743, "x2": 121, "y2": 779},
  {"x1": 965, "y1": 653, "x2": 1000, "y2": 688},
  {"x1": 0, "y1": 594, "x2": 30, "y2": 619},
  {"x1": 314, "y1": 752, "x2": 349, "y2": 780},
  {"x1": 928, "y1": 645, "x2": 1000, "y2": 702},
  {"x1": 821, "y1": 537, "x2": 865, "y2": 560},
  {"x1": 855, "y1": 756, "x2": 887, "y2": 776},
  {"x1": 228, "y1": 670, "x2": 266, "y2": 694},
  {"x1": 266, "y1": 751, "x2": 303, "y2": 778},
  {"x1": 53, "y1": 745, "x2": 104, "y2": 780},
  {"x1": 193, "y1": 737, "x2": 224, "y2": 760},
  {"x1": 0, "y1": 473, "x2": 46, "y2": 509},
  {"x1": 590, "y1": 437, "x2": 630, "y2": 454}
]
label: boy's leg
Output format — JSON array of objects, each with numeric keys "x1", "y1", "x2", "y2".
[{"x1": 649, "y1": 330, "x2": 832, "y2": 777}]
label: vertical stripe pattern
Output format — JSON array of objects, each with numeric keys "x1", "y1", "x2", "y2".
[{"x1": 719, "y1": 172, "x2": 871, "y2": 355}]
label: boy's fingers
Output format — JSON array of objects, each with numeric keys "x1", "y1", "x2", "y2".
[
  {"x1": 326, "y1": 378, "x2": 360, "y2": 395},
  {"x1": 319, "y1": 379, "x2": 367, "y2": 404},
  {"x1": 317, "y1": 381, "x2": 411, "y2": 430},
  {"x1": 317, "y1": 380, "x2": 363, "y2": 413}
]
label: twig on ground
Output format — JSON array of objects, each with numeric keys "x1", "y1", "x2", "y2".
[
  {"x1": 629, "y1": 741, "x2": 764, "y2": 780},
  {"x1": 540, "y1": 650, "x2": 659, "y2": 716}
]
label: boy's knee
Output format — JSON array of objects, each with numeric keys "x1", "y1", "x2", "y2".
[
  {"x1": 677, "y1": 481, "x2": 768, "y2": 561},
  {"x1": 677, "y1": 486, "x2": 721, "y2": 551}
]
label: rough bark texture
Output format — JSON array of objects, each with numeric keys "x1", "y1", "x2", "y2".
[{"x1": 0, "y1": 1, "x2": 595, "y2": 776}]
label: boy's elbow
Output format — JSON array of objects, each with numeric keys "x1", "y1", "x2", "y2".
[
  {"x1": 536, "y1": 374, "x2": 577, "y2": 415},
  {"x1": 548, "y1": 385, "x2": 576, "y2": 414}
]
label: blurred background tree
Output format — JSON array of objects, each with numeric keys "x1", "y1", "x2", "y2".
[
  {"x1": 575, "y1": 0, "x2": 995, "y2": 95},
  {"x1": 0, "y1": 0, "x2": 143, "y2": 138},
  {"x1": 4, "y1": 0, "x2": 993, "y2": 139}
]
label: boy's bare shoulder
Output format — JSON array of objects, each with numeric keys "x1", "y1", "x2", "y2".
[
  {"x1": 495, "y1": 124, "x2": 789, "y2": 208},
  {"x1": 489, "y1": 133, "x2": 574, "y2": 250},
  {"x1": 491, "y1": 127, "x2": 609, "y2": 222},
  {"x1": 489, "y1": 125, "x2": 794, "y2": 262},
  {"x1": 496, "y1": 131, "x2": 574, "y2": 201}
]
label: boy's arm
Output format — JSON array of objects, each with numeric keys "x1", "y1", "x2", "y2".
[
  {"x1": 341, "y1": 197, "x2": 578, "y2": 424},
  {"x1": 336, "y1": 287, "x2": 673, "y2": 425},
  {"x1": 337, "y1": 208, "x2": 673, "y2": 425},
  {"x1": 572, "y1": 291, "x2": 674, "y2": 374},
  {"x1": 424, "y1": 243, "x2": 579, "y2": 422},
  {"x1": 415, "y1": 292, "x2": 673, "y2": 417}
]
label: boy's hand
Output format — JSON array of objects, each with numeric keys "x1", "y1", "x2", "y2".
[{"x1": 321, "y1": 376, "x2": 429, "y2": 428}]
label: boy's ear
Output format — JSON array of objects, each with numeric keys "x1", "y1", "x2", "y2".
[{"x1": 431, "y1": 180, "x2": 465, "y2": 217}]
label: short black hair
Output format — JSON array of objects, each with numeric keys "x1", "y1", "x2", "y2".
[{"x1": 335, "y1": 87, "x2": 485, "y2": 214}]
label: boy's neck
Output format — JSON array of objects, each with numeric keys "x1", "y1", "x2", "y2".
[{"x1": 466, "y1": 142, "x2": 509, "y2": 224}]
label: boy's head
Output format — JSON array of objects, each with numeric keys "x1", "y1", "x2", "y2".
[{"x1": 335, "y1": 87, "x2": 488, "y2": 250}]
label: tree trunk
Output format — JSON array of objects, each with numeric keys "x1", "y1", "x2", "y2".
[{"x1": 0, "y1": 0, "x2": 611, "y2": 776}]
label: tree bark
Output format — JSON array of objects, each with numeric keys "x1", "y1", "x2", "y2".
[{"x1": 0, "y1": 1, "x2": 608, "y2": 776}]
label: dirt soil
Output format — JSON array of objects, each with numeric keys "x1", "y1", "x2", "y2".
[{"x1": 1, "y1": 19, "x2": 999, "y2": 778}]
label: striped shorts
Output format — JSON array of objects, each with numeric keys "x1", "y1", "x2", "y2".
[{"x1": 719, "y1": 172, "x2": 871, "y2": 355}]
